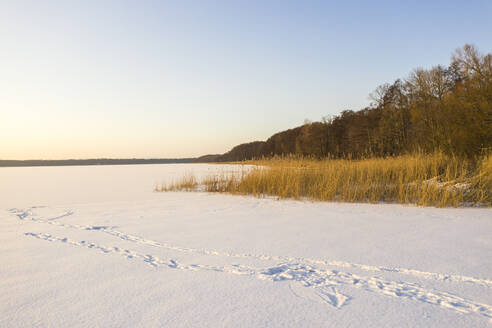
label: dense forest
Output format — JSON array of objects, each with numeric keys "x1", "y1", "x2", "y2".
[{"x1": 203, "y1": 45, "x2": 491, "y2": 162}]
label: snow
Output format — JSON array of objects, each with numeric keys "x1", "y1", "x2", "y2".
[{"x1": 1, "y1": 164, "x2": 491, "y2": 327}]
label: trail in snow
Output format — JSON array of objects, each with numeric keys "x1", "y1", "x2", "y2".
[
  {"x1": 10, "y1": 207, "x2": 492, "y2": 288},
  {"x1": 22, "y1": 232, "x2": 492, "y2": 319},
  {"x1": 10, "y1": 206, "x2": 492, "y2": 321}
]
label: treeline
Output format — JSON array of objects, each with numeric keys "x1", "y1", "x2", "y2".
[
  {"x1": 0, "y1": 158, "x2": 195, "y2": 167},
  {"x1": 209, "y1": 45, "x2": 491, "y2": 162}
]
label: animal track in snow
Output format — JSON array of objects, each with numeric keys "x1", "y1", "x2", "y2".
[
  {"x1": 12, "y1": 206, "x2": 492, "y2": 321},
  {"x1": 23, "y1": 232, "x2": 492, "y2": 320},
  {"x1": 11, "y1": 207, "x2": 492, "y2": 288}
]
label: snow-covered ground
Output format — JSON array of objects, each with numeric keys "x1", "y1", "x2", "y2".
[{"x1": 1, "y1": 164, "x2": 491, "y2": 327}]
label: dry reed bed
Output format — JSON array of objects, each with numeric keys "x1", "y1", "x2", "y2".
[{"x1": 158, "y1": 153, "x2": 491, "y2": 207}]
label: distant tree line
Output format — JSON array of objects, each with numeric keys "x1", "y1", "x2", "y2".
[
  {"x1": 206, "y1": 45, "x2": 491, "y2": 162},
  {"x1": 0, "y1": 158, "x2": 195, "y2": 167}
]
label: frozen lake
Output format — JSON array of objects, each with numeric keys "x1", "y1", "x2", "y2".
[
  {"x1": 1, "y1": 164, "x2": 491, "y2": 327},
  {"x1": 0, "y1": 164, "x2": 246, "y2": 207}
]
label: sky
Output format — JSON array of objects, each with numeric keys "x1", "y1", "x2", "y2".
[{"x1": 1, "y1": 0, "x2": 491, "y2": 160}]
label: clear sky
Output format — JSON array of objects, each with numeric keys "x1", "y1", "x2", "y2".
[{"x1": 1, "y1": 0, "x2": 491, "y2": 159}]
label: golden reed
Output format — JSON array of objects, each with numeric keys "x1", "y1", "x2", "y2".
[{"x1": 158, "y1": 153, "x2": 491, "y2": 207}]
